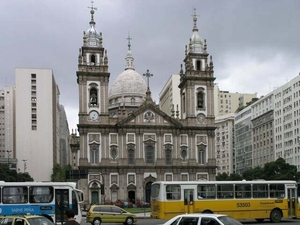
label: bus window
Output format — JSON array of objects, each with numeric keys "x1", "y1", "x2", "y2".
[
  {"x1": 217, "y1": 184, "x2": 233, "y2": 199},
  {"x1": 270, "y1": 184, "x2": 285, "y2": 198},
  {"x1": 253, "y1": 184, "x2": 268, "y2": 198},
  {"x1": 235, "y1": 184, "x2": 251, "y2": 198},
  {"x1": 197, "y1": 184, "x2": 216, "y2": 199},
  {"x1": 151, "y1": 183, "x2": 160, "y2": 198},
  {"x1": 29, "y1": 186, "x2": 53, "y2": 203},
  {"x1": 2, "y1": 186, "x2": 28, "y2": 204},
  {"x1": 166, "y1": 185, "x2": 181, "y2": 200}
]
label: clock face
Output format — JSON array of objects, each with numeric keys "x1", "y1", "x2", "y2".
[
  {"x1": 89, "y1": 111, "x2": 99, "y2": 120},
  {"x1": 197, "y1": 114, "x2": 206, "y2": 124}
]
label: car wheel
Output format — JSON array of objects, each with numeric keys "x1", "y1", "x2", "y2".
[
  {"x1": 93, "y1": 217, "x2": 102, "y2": 225},
  {"x1": 125, "y1": 217, "x2": 134, "y2": 225},
  {"x1": 270, "y1": 209, "x2": 281, "y2": 223}
]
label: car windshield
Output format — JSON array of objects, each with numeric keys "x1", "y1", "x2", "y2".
[
  {"x1": 218, "y1": 216, "x2": 242, "y2": 225},
  {"x1": 27, "y1": 217, "x2": 54, "y2": 225}
]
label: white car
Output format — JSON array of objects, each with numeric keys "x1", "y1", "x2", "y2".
[{"x1": 162, "y1": 214, "x2": 243, "y2": 225}]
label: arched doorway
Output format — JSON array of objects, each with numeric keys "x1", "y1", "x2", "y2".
[
  {"x1": 145, "y1": 182, "x2": 152, "y2": 204},
  {"x1": 128, "y1": 190, "x2": 136, "y2": 204}
]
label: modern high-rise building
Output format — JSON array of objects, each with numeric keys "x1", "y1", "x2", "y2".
[
  {"x1": 159, "y1": 74, "x2": 181, "y2": 118},
  {"x1": 215, "y1": 113, "x2": 235, "y2": 175},
  {"x1": 234, "y1": 107, "x2": 253, "y2": 174},
  {"x1": 214, "y1": 85, "x2": 257, "y2": 116},
  {"x1": 251, "y1": 93, "x2": 274, "y2": 168},
  {"x1": 15, "y1": 68, "x2": 60, "y2": 180},
  {"x1": 59, "y1": 105, "x2": 70, "y2": 167},
  {"x1": 0, "y1": 86, "x2": 16, "y2": 169}
]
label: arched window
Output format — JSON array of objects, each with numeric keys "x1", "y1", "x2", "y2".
[
  {"x1": 131, "y1": 97, "x2": 136, "y2": 105},
  {"x1": 198, "y1": 144, "x2": 206, "y2": 164},
  {"x1": 165, "y1": 149, "x2": 172, "y2": 165},
  {"x1": 197, "y1": 91, "x2": 205, "y2": 109},
  {"x1": 128, "y1": 149, "x2": 135, "y2": 164},
  {"x1": 182, "y1": 93, "x2": 186, "y2": 113},
  {"x1": 196, "y1": 60, "x2": 201, "y2": 71},
  {"x1": 145, "y1": 146, "x2": 154, "y2": 163},
  {"x1": 91, "y1": 54, "x2": 96, "y2": 65},
  {"x1": 90, "y1": 87, "x2": 98, "y2": 105}
]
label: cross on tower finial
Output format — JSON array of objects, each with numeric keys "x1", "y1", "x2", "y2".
[
  {"x1": 192, "y1": 8, "x2": 200, "y2": 18},
  {"x1": 143, "y1": 69, "x2": 153, "y2": 88},
  {"x1": 88, "y1": 0, "x2": 97, "y2": 11},
  {"x1": 191, "y1": 8, "x2": 200, "y2": 31},
  {"x1": 127, "y1": 34, "x2": 132, "y2": 50}
]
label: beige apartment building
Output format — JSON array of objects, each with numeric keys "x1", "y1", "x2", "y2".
[{"x1": 15, "y1": 68, "x2": 60, "y2": 181}]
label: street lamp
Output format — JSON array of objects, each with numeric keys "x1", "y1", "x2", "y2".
[
  {"x1": 6, "y1": 150, "x2": 12, "y2": 166},
  {"x1": 22, "y1": 159, "x2": 27, "y2": 172}
]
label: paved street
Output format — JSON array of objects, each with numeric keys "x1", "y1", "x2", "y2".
[{"x1": 81, "y1": 216, "x2": 300, "y2": 225}]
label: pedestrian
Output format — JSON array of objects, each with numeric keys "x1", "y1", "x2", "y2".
[{"x1": 64, "y1": 208, "x2": 80, "y2": 225}]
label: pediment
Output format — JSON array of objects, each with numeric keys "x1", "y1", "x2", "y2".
[{"x1": 115, "y1": 103, "x2": 182, "y2": 128}]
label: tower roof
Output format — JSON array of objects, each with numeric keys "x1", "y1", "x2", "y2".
[
  {"x1": 109, "y1": 36, "x2": 147, "y2": 100},
  {"x1": 190, "y1": 8, "x2": 203, "y2": 53},
  {"x1": 84, "y1": 3, "x2": 101, "y2": 47}
]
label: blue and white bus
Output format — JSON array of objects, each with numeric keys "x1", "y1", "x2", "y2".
[{"x1": 0, "y1": 181, "x2": 84, "y2": 224}]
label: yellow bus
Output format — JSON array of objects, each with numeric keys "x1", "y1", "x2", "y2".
[{"x1": 150, "y1": 180, "x2": 298, "y2": 222}]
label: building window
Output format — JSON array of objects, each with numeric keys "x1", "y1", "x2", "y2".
[
  {"x1": 196, "y1": 60, "x2": 201, "y2": 71},
  {"x1": 110, "y1": 147, "x2": 118, "y2": 159},
  {"x1": 180, "y1": 147, "x2": 188, "y2": 159},
  {"x1": 89, "y1": 87, "x2": 98, "y2": 105},
  {"x1": 91, "y1": 54, "x2": 96, "y2": 65},
  {"x1": 165, "y1": 149, "x2": 172, "y2": 165},
  {"x1": 198, "y1": 144, "x2": 206, "y2": 164},
  {"x1": 197, "y1": 91, "x2": 205, "y2": 109},
  {"x1": 31, "y1": 74, "x2": 36, "y2": 79},
  {"x1": 182, "y1": 93, "x2": 186, "y2": 113},
  {"x1": 145, "y1": 146, "x2": 154, "y2": 163},
  {"x1": 90, "y1": 147, "x2": 99, "y2": 164},
  {"x1": 131, "y1": 97, "x2": 135, "y2": 105},
  {"x1": 128, "y1": 149, "x2": 135, "y2": 164}
]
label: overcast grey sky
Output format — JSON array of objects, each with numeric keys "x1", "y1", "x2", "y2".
[{"x1": 1, "y1": 0, "x2": 300, "y2": 130}]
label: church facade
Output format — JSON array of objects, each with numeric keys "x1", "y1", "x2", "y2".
[{"x1": 73, "y1": 7, "x2": 217, "y2": 206}]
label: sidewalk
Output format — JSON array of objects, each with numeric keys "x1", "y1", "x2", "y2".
[{"x1": 135, "y1": 212, "x2": 151, "y2": 218}]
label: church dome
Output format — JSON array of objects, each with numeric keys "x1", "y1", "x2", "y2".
[{"x1": 109, "y1": 69, "x2": 147, "y2": 99}]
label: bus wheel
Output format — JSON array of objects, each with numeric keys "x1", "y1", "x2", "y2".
[
  {"x1": 270, "y1": 209, "x2": 281, "y2": 223},
  {"x1": 255, "y1": 219, "x2": 264, "y2": 222},
  {"x1": 202, "y1": 210, "x2": 213, "y2": 214},
  {"x1": 93, "y1": 217, "x2": 102, "y2": 225}
]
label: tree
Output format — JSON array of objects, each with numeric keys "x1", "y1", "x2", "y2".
[
  {"x1": 51, "y1": 164, "x2": 72, "y2": 182},
  {"x1": 216, "y1": 172, "x2": 229, "y2": 181},
  {"x1": 263, "y1": 158, "x2": 297, "y2": 180},
  {"x1": 0, "y1": 164, "x2": 33, "y2": 181},
  {"x1": 242, "y1": 167, "x2": 264, "y2": 180}
]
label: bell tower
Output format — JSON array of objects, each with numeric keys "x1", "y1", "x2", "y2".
[
  {"x1": 179, "y1": 9, "x2": 215, "y2": 125},
  {"x1": 77, "y1": 3, "x2": 110, "y2": 124}
]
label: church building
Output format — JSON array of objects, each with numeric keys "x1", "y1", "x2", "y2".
[{"x1": 73, "y1": 6, "x2": 217, "y2": 206}]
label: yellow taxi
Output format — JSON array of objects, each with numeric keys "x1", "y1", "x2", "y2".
[
  {"x1": 86, "y1": 205, "x2": 137, "y2": 225},
  {"x1": 0, "y1": 215, "x2": 54, "y2": 225}
]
